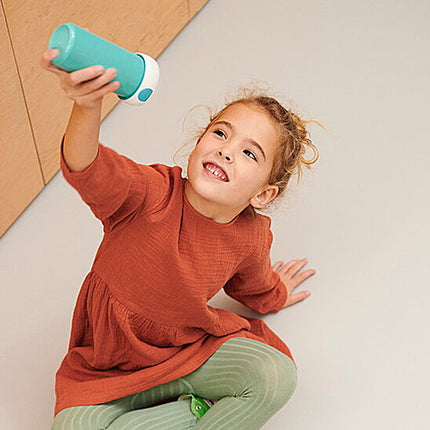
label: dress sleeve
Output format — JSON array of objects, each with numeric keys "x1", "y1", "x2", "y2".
[
  {"x1": 223, "y1": 220, "x2": 288, "y2": 314},
  {"x1": 59, "y1": 134, "x2": 172, "y2": 232}
]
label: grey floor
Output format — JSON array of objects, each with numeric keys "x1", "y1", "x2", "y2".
[{"x1": 1, "y1": 1, "x2": 429, "y2": 429}]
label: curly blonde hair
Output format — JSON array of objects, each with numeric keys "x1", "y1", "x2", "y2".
[{"x1": 173, "y1": 83, "x2": 327, "y2": 214}]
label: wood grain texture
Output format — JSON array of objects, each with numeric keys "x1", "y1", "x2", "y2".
[
  {"x1": 3, "y1": 0, "x2": 189, "y2": 185},
  {"x1": 0, "y1": 1, "x2": 44, "y2": 238},
  {"x1": 1, "y1": 0, "x2": 208, "y2": 238}
]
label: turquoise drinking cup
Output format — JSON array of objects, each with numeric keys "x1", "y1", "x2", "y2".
[{"x1": 48, "y1": 23, "x2": 159, "y2": 105}]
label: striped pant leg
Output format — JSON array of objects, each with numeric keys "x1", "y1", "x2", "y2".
[
  {"x1": 51, "y1": 336, "x2": 297, "y2": 430},
  {"x1": 50, "y1": 377, "x2": 193, "y2": 430},
  {"x1": 106, "y1": 399, "x2": 197, "y2": 430},
  {"x1": 51, "y1": 394, "x2": 136, "y2": 430},
  {"x1": 181, "y1": 336, "x2": 298, "y2": 430}
]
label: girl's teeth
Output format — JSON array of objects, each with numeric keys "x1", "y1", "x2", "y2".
[{"x1": 205, "y1": 164, "x2": 227, "y2": 181}]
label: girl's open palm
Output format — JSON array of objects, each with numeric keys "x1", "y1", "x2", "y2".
[{"x1": 273, "y1": 259, "x2": 316, "y2": 308}]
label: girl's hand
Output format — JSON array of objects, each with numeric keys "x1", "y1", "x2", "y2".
[
  {"x1": 40, "y1": 28, "x2": 120, "y2": 108},
  {"x1": 272, "y1": 259, "x2": 316, "y2": 308}
]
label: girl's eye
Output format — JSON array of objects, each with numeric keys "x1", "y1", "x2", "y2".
[
  {"x1": 214, "y1": 129, "x2": 226, "y2": 138},
  {"x1": 243, "y1": 149, "x2": 257, "y2": 161}
]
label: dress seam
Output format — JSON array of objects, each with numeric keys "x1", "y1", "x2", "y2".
[{"x1": 89, "y1": 270, "x2": 203, "y2": 329}]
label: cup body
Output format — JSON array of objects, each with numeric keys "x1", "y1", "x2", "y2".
[{"x1": 49, "y1": 23, "x2": 145, "y2": 99}]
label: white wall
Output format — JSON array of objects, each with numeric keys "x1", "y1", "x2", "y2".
[{"x1": 1, "y1": 0, "x2": 429, "y2": 428}]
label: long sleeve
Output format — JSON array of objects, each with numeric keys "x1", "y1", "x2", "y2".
[
  {"x1": 59, "y1": 134, "x2": 174, "y2": 232},
  {"x1": 223, "y1": 218, "x2": 288, "y2": 314}
]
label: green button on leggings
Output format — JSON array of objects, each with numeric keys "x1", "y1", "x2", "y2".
[{"x1": 51, "y1": 337, "x2": 297, "y2": 430}]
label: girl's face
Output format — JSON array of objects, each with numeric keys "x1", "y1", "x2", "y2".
[{"x1": 185, "y1": 102, "x2": 279, "y2": 223}]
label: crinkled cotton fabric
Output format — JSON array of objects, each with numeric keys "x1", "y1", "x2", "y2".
[{"x1": 54, "y1": 136, "x2": 293, "y2": 417}]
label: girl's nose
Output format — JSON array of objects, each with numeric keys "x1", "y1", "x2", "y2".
[{"x1": 218, "y1": 150, "x2": 232, "y2": 162}]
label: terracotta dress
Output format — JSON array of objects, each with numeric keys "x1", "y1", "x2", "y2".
[{"x1": 54, "y1": 137, "x2": 294, "y2": 417}]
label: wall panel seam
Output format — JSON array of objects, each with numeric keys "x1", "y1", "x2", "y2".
[{"x1": 0, "y1": 0, "x2": 46, "y2": 184}]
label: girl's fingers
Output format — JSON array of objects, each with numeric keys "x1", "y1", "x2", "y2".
[
  {"x1": 287, "y1": 269, "x2": 316, "y2": 292},
  {"x1": 272, "y1": 261, "x2": 284, "y2": 272},
  {"x1": 277, "y1": 259, "x2": 302, "y2": 275},
  {"x1": 41, "y1": 50, "x2": 63, "y2": 73},
  {"x1": 66, "y1": 66, "x2": 107, "y2": 86},
  {"x1": 286, "y1": 259, "x2": 309, "y2": 276},
  {"x1": 285, "y1": 290, "x2": 311, "y2": 307},
  {"x1": 296, "y1": 269, "x2": 316, "y2": 284},
  {"x1": 70, "y1": 68, "x2": 117, "y2": 97},
  {"x1": 74, "y1": 79, "x2": 119, "y2": 106},
  {"x1": 277, "y1": 259, "x2": 317, "y2": 279},
  {"x1": 287, "y1": 259, "x2": 300, "y2": 268}
]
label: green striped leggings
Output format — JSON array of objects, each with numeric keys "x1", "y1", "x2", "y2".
[{"x1": 51, "y1": 337, "x2": 297, "y2": 430}]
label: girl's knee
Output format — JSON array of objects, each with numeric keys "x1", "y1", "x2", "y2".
[
  {"x1": 254, "y1": 353, "x2": 297, "y2": 407},
  {"x1": 227, "y1": 338, "x2": 297, "y2": 408},
  {"x1": 272, "y1": 355, "x2": 298, "y2": 407}
]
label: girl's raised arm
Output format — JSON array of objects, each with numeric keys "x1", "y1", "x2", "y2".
[
  {"x1": 41, "y1": 44, "x2": 172, "y2": 233},
  {"x1": 62, "y1": 102, "x2": 102, "y2": 172},
  {"x1": 40, "y1": 48, "x2": 120, "y2": 172}
]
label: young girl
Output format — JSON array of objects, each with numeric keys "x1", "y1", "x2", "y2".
[{"x1": 42, "y1": 47, "x2": 320, "y2": 430}]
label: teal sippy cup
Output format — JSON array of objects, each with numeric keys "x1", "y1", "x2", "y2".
[{"x1": 48, "y1": 23, "x2": 159, "y2": 105}]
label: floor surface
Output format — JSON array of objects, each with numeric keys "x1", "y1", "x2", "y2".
[{"x1": 1, "y1": 1, "x2": 429, "y2": 428}]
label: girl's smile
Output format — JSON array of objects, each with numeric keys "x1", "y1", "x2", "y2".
[{"x1": 202, "y1": 162, "x2": 229, "y2": 182}]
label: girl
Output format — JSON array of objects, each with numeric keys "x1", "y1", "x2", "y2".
[{"x1": 41, "y1": 46, "x2": 321, "y2": 430}]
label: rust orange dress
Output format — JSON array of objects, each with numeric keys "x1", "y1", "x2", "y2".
[{"x1": 54, "y1": 136, "x2": 294, "y2": 417}]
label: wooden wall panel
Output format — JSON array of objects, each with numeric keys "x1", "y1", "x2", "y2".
[
  {"x1": 0, "y1": 0, "x2": 209, "y2": 239},
  {"x1": 0, "y1": 1, "x2": 44, "y2": 238},
  {"x1": 3, "y1": 0, "x2": 190, "y2": 185}
]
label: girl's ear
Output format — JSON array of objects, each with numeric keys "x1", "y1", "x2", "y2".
[{"x1": 249, "y1": 185, "x2": 279, "y2": 209}]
